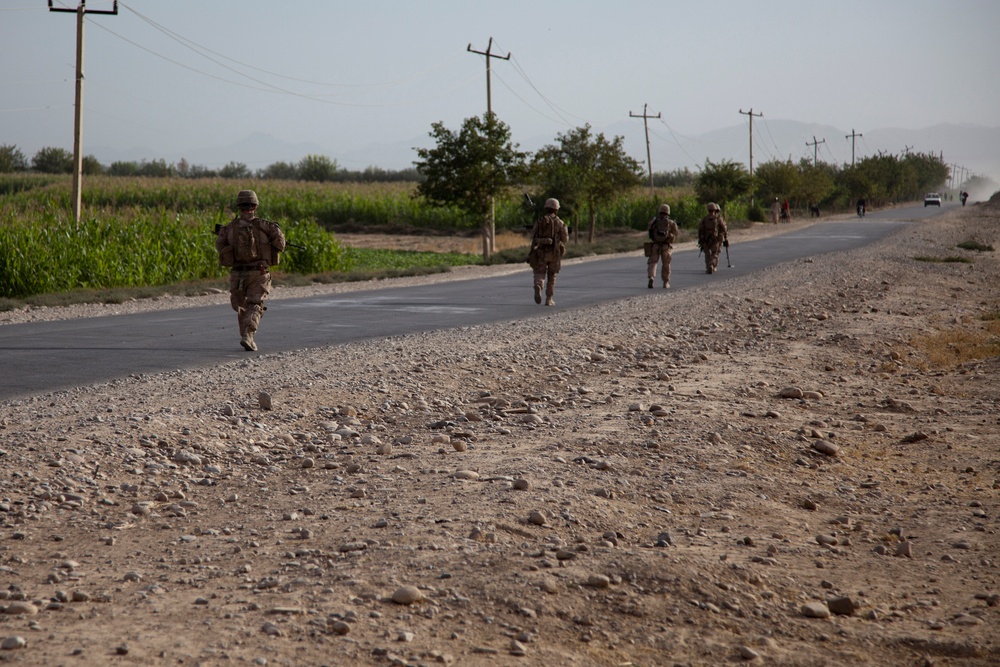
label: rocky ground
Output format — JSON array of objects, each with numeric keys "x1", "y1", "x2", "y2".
[{"x1": 0, "y1": 204, "x2": 998, "y2": 666}]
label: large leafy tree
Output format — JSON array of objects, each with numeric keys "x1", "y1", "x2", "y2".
[
  {"x1": 695, "y1": 159, "x2": 752, "y2": 210},
  {"x1": 795, "y1": 159, "x2": 836, "y2": 208},
  {"x1": 532, "y1": 125, "x2": 642, "y2": 242},
  {"x1": 0, "y1": 144, "x2": 29, "y2": 172},
  {"x1": 414, "y1": 113, "x2": 527, "y2": 260},
  {"x1": 31, "y1": 146, "x2": 74, "y2": 174},
  {"x1": 298, "y1": 154, "x2": 340, "y2": 182},
  {"x1": 753, "y1": 159, "x2": 800, "y2": 203}
]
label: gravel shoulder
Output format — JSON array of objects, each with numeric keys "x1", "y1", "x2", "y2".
[{"x1": 0, "y1": 206, "x2": 997, "y2": 666}]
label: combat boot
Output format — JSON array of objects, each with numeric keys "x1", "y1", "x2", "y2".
[
  {"x1": 663, "y1": 281, "x2": 670, "y2": 288},
  {"x1": 241, "y1": 332, "x2": 257, "y2": 352},
  {"x1": 533, "y1": 285, "x2": 542, "y2": 304},
  {"x1": 647, "y1": 278, "x2": 653, "y2": 289},
  {"x1": 545, "y1": 296, "x2": 554, "y2": 306}
]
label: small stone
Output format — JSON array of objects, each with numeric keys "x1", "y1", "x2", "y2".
[
  {"x1": 738, "y1": 645, "x2": 760, "y2": 660},
  {"x1": 801, "y1": 602, "x2": 831, "y2": 619},
  {"x1": 779, "y1": 387, "x2": 804, "y2": 399},
  {"x1": 586, "y1": 574, "x2": 611, "y2": 589},
  {"x1": 827, "y1": 596, "x2": 855, "y2": 616},
  {"x1": 452, "y1": 440, "x2": 467, "y2": 452},
  {"x1": 258, "y1": 392, "x2": 272, "y2": 410},
  {"x1": 300, "y1": 458, "x2": 315, "y2": 469},
  {"x1": 896, "y1": 541, "x2": 913, "y2": 558},
  {"x1": 451, "y1": 470, "x2": 479, "y2": 481},
  {"x1": 509, "y1": 639, "x2": 527, "y2": 656},
  {"x1": 391, "y1": 586, "x2": 424, "y2": 605},
  {"x1": 528, "y1": 511, "x2": 547, "y2": 526},
  {"x1": 812, "y1": 440, "x2": 840, "y2": 456},
  {"x1": 0, "y1": 636, "x2": 26, "y2": 650},
  {"x1": 2, "y1": 602, "x2": 38, "y2": 615},
  {"x1": 816, "y1": 534, "x2": 838, "y2": 546},
  {"x1": 512, "y1": 478, "x2": 530, "y2": 491},
  {"x1": 329, "y1": 620, "x2": 350, "y2": 635}
]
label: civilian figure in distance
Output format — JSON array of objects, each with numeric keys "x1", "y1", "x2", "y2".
[
  {"x1": 769, "y1": 197, "x2": 781, "y2": 224},
  {"x1": 215, "y1": 189, "x2": 286, "y2": 351},
  {"x1": 645, "y1": 203, "x2": 679, "y2": 289},
  {"x1": 527, "y1": 198, "x2": 569, "y2": 306},
  {"x1": 697, "y1": 202, "x2": 728, "y2": 274}
]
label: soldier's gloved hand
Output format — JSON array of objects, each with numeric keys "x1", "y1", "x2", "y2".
[{"x1": 723, "y1": 239, "x2": 729, "y2": 248}]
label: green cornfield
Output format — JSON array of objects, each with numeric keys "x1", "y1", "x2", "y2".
[{"x1": 0, "y1": 174, "x2": 694, "y2": 299}]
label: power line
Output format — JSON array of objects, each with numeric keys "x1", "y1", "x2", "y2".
[
  {"x1": 652, "y1": 118, "x2": 701, "y2": 166},
  {"x1": 120, "y1": 1, "x2": 464, "y2": 90}
]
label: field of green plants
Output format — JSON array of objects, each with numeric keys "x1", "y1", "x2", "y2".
[{"x1": 1, "y1": 175, "x2": 692, "y2": 300}]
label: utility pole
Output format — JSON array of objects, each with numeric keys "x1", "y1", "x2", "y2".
[
  {"x1": 49, "y1": 0, "x2": 118, "y2": 223},
  {"x1": 806, "y1": 135, "x2": 826, "y2": 167},
  {"x1": 738, "y1": 108, "x2": 762, "y2": 207},
  {"x1": 629, "y1": 103, "x2": 661, "y2": 196},
  {"x1": 845, "y1": 129, "x2": 862, "y2": 167},
  {"x1": 467, "y1": 37, "x2": 510, "y2": 257}
]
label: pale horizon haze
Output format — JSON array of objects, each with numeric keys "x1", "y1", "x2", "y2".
[{"x1": 2, "y1": 0, "x2": 998, "y2": 179}]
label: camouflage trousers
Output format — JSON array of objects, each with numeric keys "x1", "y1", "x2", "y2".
[
  {"x1": 646, "y1": 245, "x2": 672, "y2": 282},
  {"x1": 229, "y1": 268, "x2": 272, "y2": 336},
  {"x1": 704, "y1": 243, "x2": 723, "y2": 273},
  {"x1": 532, "y1": 261, "x2": 559, "y2": 298}
]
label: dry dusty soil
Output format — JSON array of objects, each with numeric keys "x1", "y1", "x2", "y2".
[{"x1": 0, "y1": 203, "x2": 998, "y2": 667}]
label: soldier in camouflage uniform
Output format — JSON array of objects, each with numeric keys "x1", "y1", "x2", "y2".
[
  {"x1": 215, "y1": 190, "x2": 286, "y2": 351},
  {"x1": 697, "y1": 202, "x2": 728, "y2": 274},
  {"x1": 527, "y1": 198, "x2": 569, "y2": 306},
  {"x1": 646, "y1": 204, "x2": 679, "y2": 289}
]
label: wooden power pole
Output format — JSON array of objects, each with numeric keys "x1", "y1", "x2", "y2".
[
  {"x1": 629, "y1": 104, "x2": 661, "y2": 196},
  {"x1": 467, "y1": 37, "x2": 510, "y2": 256},
  {"x1": 806, "y1": 135, "x2": 826, "y2": 167},
  {"x1": 49, "y1": 0, "x2": 118, "y2": 223},
  {"x1": 845, "y1": 129, "x2": 862, "y2": 167},
  {"x1": 738, "y1": 108, "x2": 762, "y2": 207}
]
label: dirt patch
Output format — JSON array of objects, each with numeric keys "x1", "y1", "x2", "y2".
[{"x1": 0, "y1": 206, "x2": 997, "y2": 666}]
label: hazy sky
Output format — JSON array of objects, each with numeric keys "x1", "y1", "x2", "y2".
[{"x1": 2, "y1": 0, "x2": 998, "y2": 171}]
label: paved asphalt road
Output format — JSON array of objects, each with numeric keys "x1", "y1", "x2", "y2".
[{"x1": 0, "y1": 204, "x2": 951, "y2": 400}]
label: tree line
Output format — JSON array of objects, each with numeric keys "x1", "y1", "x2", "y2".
[
  {"x1": 0, "y1": 144, "x2": 421, "y2": 183},
  {"x1": 3, "y1": 118, "x2": 957, "y2": 252}
]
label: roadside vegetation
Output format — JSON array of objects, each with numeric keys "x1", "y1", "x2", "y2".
[{"x1": 0, "y1": 126, "x2": 977, "y2": 308}]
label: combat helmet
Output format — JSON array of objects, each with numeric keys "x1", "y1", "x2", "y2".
[
  {"x1": 658, "y1": 204, "x2": 670, "y2": 215},
  {"x1": 544, "y1": 198, "x2": 560, "y2": 211},
  {"x1": 707, "y1": 202, "x2": 720, "y2": 212},
  {"x1": 236, "y1": 190, "x2": 259, "y2": 207}
]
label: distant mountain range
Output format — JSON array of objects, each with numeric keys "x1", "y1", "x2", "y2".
[{"x1": 89, "y1": 121, "x2": 1000, "y2": 183}]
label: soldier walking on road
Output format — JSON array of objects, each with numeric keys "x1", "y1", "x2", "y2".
[
  {"x1": 697, "y1": 202, "x2": 728, "y2": 274},
  {"x1": 646, "y1": 204, "x2": 679, "y2": 289},
  {"x1": 215, "y1": 190, "x2": 286, "y2": 351},
  {"x1": 527, "y1": 198, "x2": 569, "y2": 306}
]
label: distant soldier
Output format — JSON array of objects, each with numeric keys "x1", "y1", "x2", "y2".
[
  {"x1": 697, "y1": 202, "x2": 728, "y2": 274},
  {"x1": 527, "y1": 198, "x2": 569, "y2": 306},
  {"x1": 961, "y1": 191, "x2": 969, "y2": 206},
  {"x1": 215, "y1": 189, "x2": 286, "y2": 351},
  {"x1": 646, "y1": 204, "x2": 679, "y2": 289}
]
